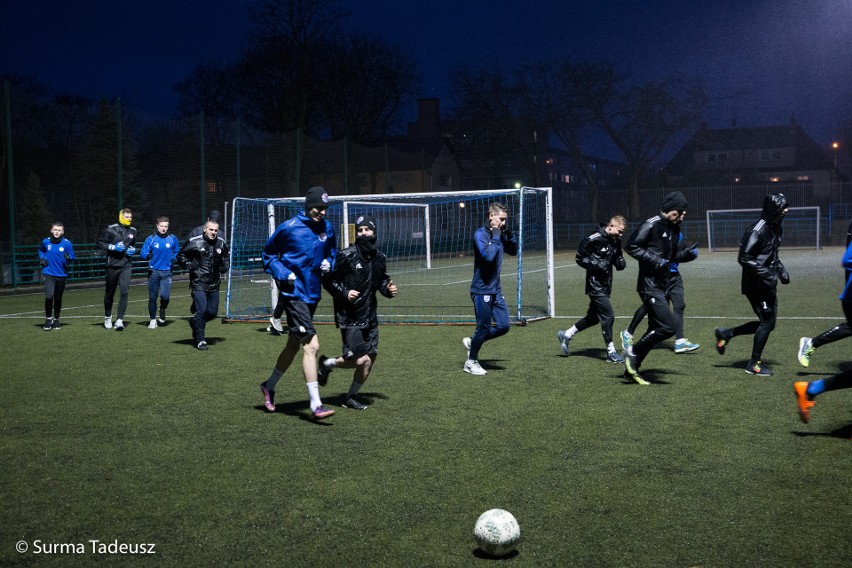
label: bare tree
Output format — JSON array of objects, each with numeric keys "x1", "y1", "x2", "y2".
[
  {"x1": 319, "y1": 33, "x2": 419, "y2": 143},
  {"x1": 448, "y1": 66, "x2": 546, "y2": 189}
]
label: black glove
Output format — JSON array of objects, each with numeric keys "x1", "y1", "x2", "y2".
[
  {"x1": 39, "y1": 258, "x2": 49, "y2": 267},
  {"x1": 778, "y1": 267, "x2": 790, "y2": 285}
]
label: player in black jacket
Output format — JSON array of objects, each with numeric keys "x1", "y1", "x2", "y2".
[
  {"x1": 557, "y1": 215, "x2": 627, "y2": 363},
  {"x1": 714, "y1": 192, "x2": 789, "y2": 375},
  {"x1": 623, "y1": 192, "x2": 698, "y2": 384},
  {"x1": 97, "y1": 208, "x2": 137, "y2": 330},
  {"x1": 177, "y1": 220, "x2": 230, "y2": 350},
  {"x1": 317, "y1": 216, "x2": 397, "y2": 410}
]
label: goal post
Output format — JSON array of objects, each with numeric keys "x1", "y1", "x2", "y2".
[
  {"x1": 225, "y1": 187, "x2": 554, "y2": 324},
  {"x1": 706, "y1": 206, "x2": 821, "y2": 252}
]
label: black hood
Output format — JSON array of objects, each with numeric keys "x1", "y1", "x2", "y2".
[{"x1": 760, "y1": 192, "x2": 788, "y2": 224}]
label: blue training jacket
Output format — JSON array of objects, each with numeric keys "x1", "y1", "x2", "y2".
[
  {"x1": 470, "y1": 225, "x2": 518, "y2": 295},
  {"x1": 262, "y1": 212, "x2": 337, "y2": 304},
  {"x1": 39, "y1": 237, "x2": 75, "y2": 278},
  {"x1": 140, "y1": 233, "x2": 180, "y2": 271}
]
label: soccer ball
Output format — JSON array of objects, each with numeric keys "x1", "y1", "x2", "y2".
[{"x1": 473, "y1": 508, "x2": 521, "y2": 557}]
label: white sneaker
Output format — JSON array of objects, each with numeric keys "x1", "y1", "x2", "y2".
[
  {"x1": 270, "y1": 317, "x2": 284, "y2": 333},
  {"x1": 104, "y1": 317, "x2": 113, "y2": 329},
  {"x1": 148, "y1": 320, "x2": 158, "y2": 329},
  {"x1": 114, "y1": 319, "x2": 125, "y2": 331},
  {"x1": 463, "y1": 359, "x2": 487, "y2": 375},
  {"x1": 462, "y1": 337, "x2": 471, "y2": 359}
]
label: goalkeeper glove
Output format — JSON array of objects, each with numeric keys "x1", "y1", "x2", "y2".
[
  {"x1": 126, "y1": 246, "x2": 136, "y2": 257},
  {"x1": 109, "y1": 242, "x2": 126, "y2": 253}
]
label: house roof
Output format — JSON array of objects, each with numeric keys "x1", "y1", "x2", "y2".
[{"x1": 664, "y1": 122, "x2": 833, "y2": 175}]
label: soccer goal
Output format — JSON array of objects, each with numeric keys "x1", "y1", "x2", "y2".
[
  {"x1": 225, "y1": 187, "x2": 554, "y2": 324},
  {"x1": 706, "y1": 206, "x2": 821, "y2": 252}
]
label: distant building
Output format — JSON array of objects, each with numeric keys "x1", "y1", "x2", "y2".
[{"x1": 662, "y1": 121, "x2": 841, "y2": 200}]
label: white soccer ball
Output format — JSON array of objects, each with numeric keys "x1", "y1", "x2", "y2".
[{"x1": 473, "y1": 508, "x2": 521, "y2": 557}]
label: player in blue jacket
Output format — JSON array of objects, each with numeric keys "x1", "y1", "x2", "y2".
[
  {"x1": 140, "y1": 216, "x2": 180, "y2": 329},
  {"x1": 462, "y1": 202, "x2": 518, "y2": 375},
  {"x1": 259, "y1": 186, "x2": 338, "y2": 420},
  {"x1": 39, "y1": 222, "x2": 75, "y2": 330}
]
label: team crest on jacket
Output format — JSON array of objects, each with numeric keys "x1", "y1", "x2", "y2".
[
  {"x1": 216, "y1": 248, "x2": 222, "y2": 254},
  {"x1": 662, "y1": 232, "x2": 668, "y2": 237},
  {"x1": 319, "y1": 233, "x2": 327, "y2": 242},
  {"x1": 484, "y1": 295, "x2": 491, "y2": 302}
]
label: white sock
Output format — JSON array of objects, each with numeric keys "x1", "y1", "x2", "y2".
[
  {"x1": 348, "y1": 381, "x2": 363, "y2": 398},
  {"x1": 566, "y1": 325, "x2": 578, "y2": 339},
  {"x1": 324, "y1": 357, "x2": 337, "y2": 369},
  {"x1": 607, "y1": 342, "x2": 616, "y2": 353},
  {"x1": 306, "y1": 381, "x2": 322, "y2": 410},
  {"x1": 265, "y1": 368, "x2": 284, "y2": 391}
]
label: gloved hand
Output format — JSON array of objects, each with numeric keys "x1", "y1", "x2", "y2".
[
  {"x1": 320, "y1": 259, "x2": 331, "y2": 273},
  {"x1": 656, "y1": 257, "x2": 669, "y2": 270},
  {"x1": 778, "y1": 267, "x2": 790, "y2": 285},
  {"x1": 688, "y1": 246, "x2": 699, "y2": 260},
  {"x1": 40, "y1": 258, "x2": 49, "y2": 267},
  {"x1": 126, "y1": 246, "x2": 136, "y2": 257},
  {"x1": 109, "y1": 242, "x2": 126, "y2": 253}
]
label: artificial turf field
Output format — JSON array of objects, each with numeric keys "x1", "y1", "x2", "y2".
[{"x1": 1, "y1": 247, "x2": 850, "y2": 567}]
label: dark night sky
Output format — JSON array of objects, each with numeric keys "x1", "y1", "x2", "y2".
[{"x1": 2, "y1": 0, "x2": 852, "y2": 155}]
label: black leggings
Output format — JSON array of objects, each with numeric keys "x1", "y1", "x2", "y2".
[
  {"x1": 730, "y1": 292, "x2": 777, "y2": 361},
  {"x1": 104, "y1": 266, "x2": 132, "y2": 319},
  {"x1": 811, "y1": 296, "x2": 852, "y2": 349},
  {"x1": 44, "y1": 275, "x2": 67, "y2": 319}
]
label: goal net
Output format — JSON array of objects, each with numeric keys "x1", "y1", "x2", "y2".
[
  {"x1": 706, "y1": 206, "x2": 821, "y2": 252},
  {"x1": 225, "y1": 187, "x2": 554, "y2": 324}
]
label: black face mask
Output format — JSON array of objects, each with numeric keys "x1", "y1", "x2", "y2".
[{"x1": 355, "y1": 234, "x2": 377, "y2": 257}]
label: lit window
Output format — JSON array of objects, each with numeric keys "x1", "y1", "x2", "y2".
[
  {"x1": 206, "y1": 181, "x2": 218, "y2": 193},
  {"x1": 796, "y1": 175, "x2": 810, "y2": 181}
]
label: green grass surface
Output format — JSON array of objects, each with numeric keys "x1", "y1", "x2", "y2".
[{"x1": 2, "y1": 248, "x2": 850, "y2": 566}]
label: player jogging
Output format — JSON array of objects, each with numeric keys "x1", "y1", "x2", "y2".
[
  {"x1": 462, "y1": 202, "x2": 518, "y2": 375},
  {"x1": 317, "y1": 215, "x2": 398, "y2": 410},
  {"x1": 140, "y1": 216, "x2": 180, "y2": 328},
  {"x1": 714, "y1": 192, "x2": 789, "y2": 376},
  {"x1": 623, "y1": 191, "x2": 699, "y2": 384},
  {"x1": 259, "y1": 186, "x2": 337, "y2": 420},
  {"x1": 38, "y1": 222, "x2": 75, "y2": 330},
  {"x1": 557, "y1": 215, "x2": 627, "y2": 363}
]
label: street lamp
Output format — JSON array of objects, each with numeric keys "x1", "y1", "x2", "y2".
[{"x1": 832, "y1": 141, "x2": 839, "y2": 169}]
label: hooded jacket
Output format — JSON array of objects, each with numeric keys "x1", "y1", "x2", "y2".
[
  {"x1": 322, "y1": 244, "x2": 393, "y2": 328},
  {"x1": 738, "y1": 193, "x2": 788, "y2": 296},
  {"x1": 576, "y1": 224, "x2": 626, "y2": 297}
]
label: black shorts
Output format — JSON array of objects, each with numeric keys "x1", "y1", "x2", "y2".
[
  {"x1": 340, "y1": 326, "x2": 379, "y2": 360},
  {"x1": 281, "y1": 297, "x2": 317, "y2": 343}
]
